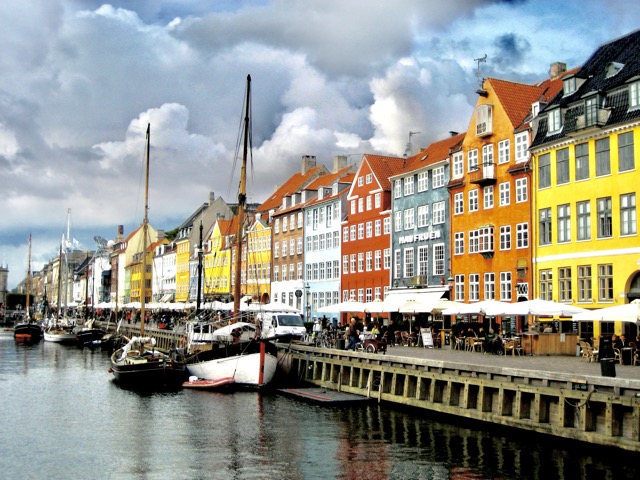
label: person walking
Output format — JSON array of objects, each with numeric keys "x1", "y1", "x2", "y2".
[{"x1": 346, "y1": 317, "x2": 359, "y2": 350}]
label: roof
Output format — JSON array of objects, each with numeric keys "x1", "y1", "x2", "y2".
[
  {"x1": 397, "y1": 133, "x2": 465, "y2": 176},
  {"x1": 488, "y1": 78, "x2": 550, "y2": 129},
  {"x1": 361, "y1": 154, "x2": 406, "y2": 190},
  {"x1": 256, "y1": 165, "x2": 328, "y2": 214}
]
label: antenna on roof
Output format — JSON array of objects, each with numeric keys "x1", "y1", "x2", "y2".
[
  {"x1": 474, "y1": 54, "x2": 487, "y2": 91},
  {"x1": 403, "y1": 131, "x2": 421, "y2": 157}
]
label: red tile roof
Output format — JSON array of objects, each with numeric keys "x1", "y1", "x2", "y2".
[
  {"x1": 256, "y1": 165, "x2": 328, "y2": 214},
  {"x1": 361, "y1": 154, "x2": 406, "y2": 190},
  {"x1": 399, "y1": 133, "x2": 465, "y2": 175}
]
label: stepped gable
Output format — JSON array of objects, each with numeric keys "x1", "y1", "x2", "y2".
[
  {"x1": 256, "y1": 164, "x2": 328, "y2": 215},
  {"x1": 399, "y1": 132, "x2": 465, "y2": 175},
  {"x1": 362, "y1": 154, "x2": 406, "y2": 189}
]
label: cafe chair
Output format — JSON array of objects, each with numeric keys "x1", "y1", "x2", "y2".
[
  {"x1": 613, "y1": 347, "x2": 622, "y2": 365},
  {"x1": 503, "y1": 339, "x2": 523, "y2": 356}
]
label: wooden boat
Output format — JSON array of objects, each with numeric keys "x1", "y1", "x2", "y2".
[
  {"x1": 109, "y1": 124, "x2": 186, "y2": 390},
  {"x1": 182, "y1": 376, "x2": 235, "y2": 390},
  {"x1": 13, "y1": 234, "x2": 42, "y2": 345},
  {"x1": 185, "y1": 75, "x2": 277, "y2": 388}
]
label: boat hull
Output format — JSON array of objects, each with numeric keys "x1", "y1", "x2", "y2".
[
  {"x1": 76, "y1": 328, "x2": 106, "y2": 347},
  {"x1": 110, "y1": 350, "x2": 187, "y2": 390},
  {"x1": 44, "y1": 329, "x2": 77, "y2": 344},
  {"x1": 14, "y1": 324, "x2": 42, "y2": 344},
  {"x1": 186, "y1": 341, "x2": 277, "y2": 387},
  {"x1": 182, "y1": 377, "x2": 235, "y2": 389}
]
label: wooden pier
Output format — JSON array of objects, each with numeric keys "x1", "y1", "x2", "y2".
[{"x1": 277, "y1": 343, "x2": 640, "y2": 453}]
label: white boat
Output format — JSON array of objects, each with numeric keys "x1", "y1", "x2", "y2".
[
  {"x1": 43, "y1": 324, "x2": 77, "y2": 344},
  {"x1": 185, "y1": 75, "x2": 277, "y2": 389}
]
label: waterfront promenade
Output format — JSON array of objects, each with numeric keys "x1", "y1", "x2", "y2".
[{"x1": 379, "y1": 345, "x2": 640, "y2": 382}]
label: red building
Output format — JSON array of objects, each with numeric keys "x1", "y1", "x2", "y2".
[{"x1": 341, "y1": 154, "x2": 405, "y2": 322}]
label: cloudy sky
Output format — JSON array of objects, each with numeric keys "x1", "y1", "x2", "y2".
[{"x1": 1, "y1": 0, "x2": 638, "y2": 290}]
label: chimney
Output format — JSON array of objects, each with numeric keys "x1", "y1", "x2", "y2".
[
  {"x1": 549, "y1": 62, "x2": 567, "y2": 80},
  {"x1": 156, "y1": 229, "x2": 165, "y2": 241},
  {"x1": 333, "y1": 155, "x2": 347, "y2": 173},
  {"x1": 301, "y1": 155, "x2": 316, "y2": 175},
  {"x1": 116, "y1": 225, "x2": 124, "y2": 242},
  {"x1": 449, "y1": 131, "x2": 458, "y2": 137},
  {"x1": 209, "y1": 191, "x2": 215, "y2": 205}
]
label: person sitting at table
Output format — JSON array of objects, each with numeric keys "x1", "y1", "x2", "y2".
[
  {"x1": 543, "y1": 324, "x2": 553, "y2": 333},
  {"x1": 484, "y1": 328, "x2": 501, "y2": 354},
  {"x1": 612, "y1": 334, "x2": 623, "y2": 350},
  {"x1": 465, "y1": 327, "x2": 477, "y2": 338},
  {"x1": 370, "y1": 322, "x2": 380, "y2": 339},
  {"x1": 619, "y1": 334, "x2": 629, "y2": 348}
]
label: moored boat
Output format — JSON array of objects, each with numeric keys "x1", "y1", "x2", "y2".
[
  {"x1": 43, "y1": 324, "x2": 77, "y2": 344},
  {"x1": 14, "y1": 322, "x2": 42, "y2": 344}
]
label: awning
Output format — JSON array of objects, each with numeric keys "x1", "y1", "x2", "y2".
[
  {"x1": 383, "y1": 288, "x2": 449, "y2": 313},
  {"x1": 160, "y1": 293, "x2": 174, "y2": 303}
]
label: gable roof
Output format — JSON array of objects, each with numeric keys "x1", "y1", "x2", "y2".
[
  {"x1": 361, "y1": 154, "x2": 406, "y2": 190},
  {"x1": 256, "y1": 165, "x2": 328, "y2": 214},
  {"x1": 396, "y1": 133, "x2": 465, "y2": 176}
]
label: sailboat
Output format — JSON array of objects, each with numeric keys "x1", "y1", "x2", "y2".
[
  {"x1": 185, "y1": 75, "x2": 278, "y2": 389},
  {"x1": 14, "y1": 234, "x2": 42, "y2": 344},
  {"x1": 44, "y1": 229, "x2": 78, "y2": 345},
  {"x1": 109, "y1": 123, "x2": 187, "y2": 390}
]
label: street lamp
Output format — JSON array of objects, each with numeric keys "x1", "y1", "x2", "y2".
[{"x1": 304, "y1": 282, "x2": 311, "y2": 322}]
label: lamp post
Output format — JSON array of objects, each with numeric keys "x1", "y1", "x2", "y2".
[{"x1": 304, "y1": 282, "x2": 311, "y2": 322}]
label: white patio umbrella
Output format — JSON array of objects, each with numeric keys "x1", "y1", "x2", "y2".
[
  {"x1": 501, "y1": 298, "x2": 588, "y2": 317},
  {"x1": 572, "y1": 299, "x2": 640, "y2": 323},
  {"x1": 363, "y1": 299, "x2": 395, "y2": 313},
  {"x1": 442, "y1": 300, "x2": 509, "y2": 316},
  {"x1": 317, "y1": 300, "x2": 366, "y2": 313}
]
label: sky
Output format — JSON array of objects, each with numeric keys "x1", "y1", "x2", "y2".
[{"x1": 1, "y1": 0, "x2": 639, "y2": 290}]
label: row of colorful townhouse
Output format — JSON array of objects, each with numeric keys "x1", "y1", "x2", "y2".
[{"x1": 27, "y1": 30, "x2": 636, "y2": 338}]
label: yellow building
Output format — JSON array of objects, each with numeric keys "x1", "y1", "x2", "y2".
[
  {"x1": 203, "y1": 217, "x2": 234, "y2": 300},
  {"x1": 245, "y1": 218, "x2": 272, "y2": 303},
  {"x1": 530, "y1": 31, "x2": 640, "y2": 339}
]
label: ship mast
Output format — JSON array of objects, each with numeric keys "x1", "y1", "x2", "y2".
[
  {"x1": 233, "y1": 74, "x2": 250, "y2": 315},
  {"x1": 140, "y1": 123, "x2": 150, "y2": 337}
]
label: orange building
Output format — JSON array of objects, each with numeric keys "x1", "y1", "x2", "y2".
[{"x1": 448, "y1": 73, "x2": 567, "y2": 332}]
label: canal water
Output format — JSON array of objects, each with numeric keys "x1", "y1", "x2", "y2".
[{"x1": 1, "y1": 333, "x2": 638, "y2": 480}]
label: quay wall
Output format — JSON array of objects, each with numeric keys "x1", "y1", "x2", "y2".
[{"x1": 279, "y1": 344, "x2": 640, "y2": 453}]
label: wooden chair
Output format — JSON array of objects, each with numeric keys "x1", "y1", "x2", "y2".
[
  {"x1": 630, "y1": 342, "x2": 638, "y2": 366},
  {"x1": 613, "y1": 347, "x2": 622, "y2": 365},
  {"x1": 580, "y1": 341, "x2": 599, "y2": 362},
  {"x1": 472, "y1": 338, "x2": 484, "y2": 353},
  {"x1": 503, "y1": 339, "x2": 522, "y2": 356},
  {"x1": 464, "y1": 337, "x2": 475, "y2": 352}
]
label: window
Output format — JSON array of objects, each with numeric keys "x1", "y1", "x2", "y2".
[
  {"x1": 273, "y1": 265, "x2": 279, "y2": 282},
  {"x1": 453, "y1": 152, "x2": 464, "y2": 178},
  {"x1": 350, "y1": 225, "x2": 356, "y2": 241},
  {"x1": 578, "y1": 265, "x2": 592, "y2": 302},
  {"x1": 274, "y1": 218, "x2": 280, "y2": 233},
  {"x1": 618, "y1": 131, "x2": 635, "y2": 172},
  {"x1": 468, "y1": 230, "x2": 479, "y2": 253},
  {"x1": 357, "y1": 223, "x2": 364, "y2": 239},
  {"x1": 556, "y1": 147, "x2": 569, "y2": 184},
  {"x1": 366, "y1": 251, "x2": 372, "y2": 271},
  {"x1": 374, "y1": 219, "x2": 381, "y2": 236},
  {"x1": 483, "y1": 186, "x2": 494, "y2": 209},
  {"x1": 417, "y1": 246, "x2": 428, "y2": 276},
  {"x1": 476, "y1": 104, "x2": 493, "y2": 136},
  {"x1": 557, "y1": 204, "x2": 571, "y2": 243},
  {"x1": 575, "y1": 143, "x2": 589, "y2": 180},
  {"x1": 538, "y1": 153, "x2": 551, "y2": 188},
  {"x1": 417, "y1": 172, "x2": 428, "y2": 192},
  {"x1": 366, "y1": 195, "x2": 372, "y2": 211},
  {"x1": 478, "y1": 226, "x2": 494, "y2": 253},
  {"x1": 515, "y1": 132, "x2": 528, "y2": 164},
  {"x1": 500, "y1": 272, "x2": 512, "y2": 301},
  {"x1": 596, "y1": 138, "x2": 610, "y2": 176},
  {"x1": 374, "y1": 193, "x2": 381, "y2": 208},
  {"x1": 350, "y1": 254, "x2": 356, "y2": 273},
  {"x1": 548, "y1": 109, "x2": 562, "y2": 133},
  {"x1": 484, "y1": 273, "x2": 495, "y2": 300},
  {"x1": 516, "y1": 223, "x2": 529, "y2": 248},
  {"x1": 630, "y1": 81, "x2": 640, "y2": 109},
  {"x1": 383, "y1": 217, "x2": 391, "y2": 235},
  {"x1": 358, "y1": 198, "x2": 363, "y2": 212},
  {"x1": 394, "y1": 250, "x2": 401, "y2": 279},
  {"x1": 499, "y1": 182, "x2": 510, "y2": 206},
  {"x1": 598, "y1": 264, "x2": 613, "y2": 301},
  {"x1": 620, "y1": 193, "x2": 637, "y2": 235},
  {"x1": 563, "y1": 76, "x2": 577, "y2": 95},
  {"x1": 358, "y1": 176, "x2": 364, "y2": 186},
  {"x1": 454, "y1": 274, "x2": 465, "y2": 302},
  {"x1": 274, "y1": 242, "x2": 279, "y2": 258},
  {"x1": 365, "y1": 173, "x2": 372, "y2": 184},
  {"x1": 403, "y1": 248, "x2": 414, "y2": 278},
  {"x1": 498, "y1": 139, "x2": 510, "y2": 164},
  {"x1": 469, "y1": 274, "x2": 480, "y2": 301},
  {"x1": 394, "y1": 211, "x2": 402, "y2": 232},
  {"x1": 375, "y1": 250, "x2": 381, "y2": 270},
  {"x1": 558, "y1": 267, "x2": 572, "y2": 302},
  {"x1": 468, "y1": 149, "x2": 478, "y2": 172},
  {"x1": 350, "y1": 200, "x2": 356, "y2": 215},
  {"x1": 433, "y1": 244, "x2": 444, "y2": 275},
  {"x1": 384, "y1": 248, "x2": 391, "y2": 269},
  {"x1": 404, "y1": 176, "x2": 414, "y2": 196},
  {"x1": 500, "y1": 226, "x2": 511, "y2": 250},
  {"x1": 394, "y1": 180, "x2": 402, "y2": 198},
  {"x1": 539, "y1": 208, "x2": 552, "y2": 245},
  {"x1": 468, "y1": 190, "x2": 479, "y2": 212},
  {"x1": 539, "y1": 269, "x2": 552, "y2": 301},
  {"x1": 577, "y1": 201, "x2": 591, "y2": 240},
  {"x1": 597, "y1": 197, "x2": 612, "y2": 238},
  {"x1": 454, "y1": 232, "x2": 464, "y2": 255},
  {"x1": 343, "y1": 255, "x2": 348, "y2": 275},
  {"x1": 404, "y1": 209, "x2": 415, "y2": 229},
  {"x1": 515, "y1": 178, "x2": 527, "y2": 203},
  {"x1": 417, "y1": 205, "x2": 429, "y2": 227},
  {"x1": 343, "y1": 227, "x2": 349, "y2": 243},
  {"x1": 432, "y1": 202, "x2": 445, "y2": 224},
  {"x1": 454, "y1": 193, "x2": 464, "y2": 215},
  {"x1": 432, "y1": 167, "x2": 445, "y2": 188}
]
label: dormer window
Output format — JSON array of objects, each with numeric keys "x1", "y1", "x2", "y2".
[
  {"x1": 563, "y1": 76, "x2": 577, "y2": 96},
  {"x1": 547, "y1": 109, "x2": 562, "y2": 134},
  {"x1": 629, "y1": 81, "x2": 640, "y2": 109},
  {"x1": 531, "y1": 101, "x2": 542, "y2": 118},
  {"x1": 606, "y1": 61, "x2": 624, "y2": 78},
  {"x1": 475, "y1": 104, "x2": 493, "y2": 137}
]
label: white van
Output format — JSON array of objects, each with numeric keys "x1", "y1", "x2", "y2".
[{"x1": 258, "y1": 312, "x2": 306, "y2": 340}]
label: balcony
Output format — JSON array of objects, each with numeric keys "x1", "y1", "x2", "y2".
[
  {"x1": 468, "y1": 162, "x2": 496, "y2": 186},
  {"x1": 572, "y1": 107, "x2": 610, "y2": 134}
]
